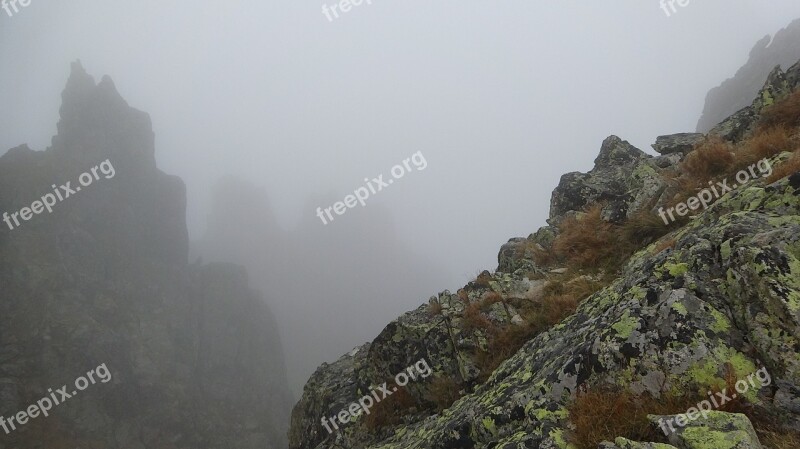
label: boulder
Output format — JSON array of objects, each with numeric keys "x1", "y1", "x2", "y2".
[{"x1": 651, "y1": 133, "x2": 705, "y2": 156}]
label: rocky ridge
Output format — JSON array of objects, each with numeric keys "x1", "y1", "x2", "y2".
[{"x1": 289, "y1": 60, "x2": 800, "y2": 449}]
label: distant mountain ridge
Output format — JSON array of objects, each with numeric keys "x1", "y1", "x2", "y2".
[{"x1": 697, "y1": 17, "x2": 800, "y2": 132}]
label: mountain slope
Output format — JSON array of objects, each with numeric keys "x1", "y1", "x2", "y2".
[{"x1": 290, "y1": 61, "x2": 800, "y2": 449}]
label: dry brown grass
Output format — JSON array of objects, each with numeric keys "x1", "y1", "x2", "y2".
[
  {"x1": 668, "y1": 122, "x2": 795, "y2": 214},
  {"x1": 473, "y1": 271, "x2": 493, "y2": 288},
  {"x1": 766, "y1": 150, "x2": 800, "y2": 183},
  {"x1": 481, "y1": 291, "x2": 505, "y2": 307},
  {"x1": 363, "y1": 385, "x2": 418, "y2": 430},
  {"x1": 670, "y1": 127, "x2": 789, "y2": 203},
  {"x1": 532, "y1": 247, "x2": 558, "y2": 271},
  {"x1": 758, "y1": 428, "x2": 800, "y2": 449},
  {"x1": 476, "y1": 275, "x2": 607, "y2": 381},
  {"x1": 663, "y1": 165, "x2": 713, "y2": 216},
  {"x1": 426, "y1": 376, "x2": 466, "y2": 412},
  {"x1": 427, "y1": 298, "x2": 443, "y2": 316},
  {"x1": 519, "y1": 277, "x2": 605, "y2": 341},
  {"x1": 734, "y1": 126, "x2": 794, "y2": 169},
  {"x1": 470, "y1": 202, "x2": 648, "y2": 379},
  {"x1": 550, "y1": 203, "x2": 660, "y2": 274},
  {"x1": 760, "y1": 89, "x2": 800, "y2": 130},
  {"x1": 566, "y1": 363, "x2": 789, "y2": 449},
  {"x1": 551, "y1": 205, "x2": 621, "y2": 271},
  {"x1": 567, "y1": 385, "x2": 696, "y2": 449},
  {"x1": 564, "y1": 276, "x2": 607, "y2": 299},
  {"x1": 682, "y1": 137, "x2": 735, "y2": 180},
  {"x1": 463, "y1": 299, "x2": 493, "y2": 332},
  {"x1": 621, "y1": 210, "x2": 677, "y2": 246}
]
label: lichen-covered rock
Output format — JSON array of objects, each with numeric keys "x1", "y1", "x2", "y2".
[
  {"x1": 497, "y1": 237, "x2": 537, "y2": 274},
  {"x1": 549, "y1": 136, "x2": 653, "y2": 224},
  {"x1": 290, "y1": 171, "x2": 800, "y2": 449},
  {"x1": 288, "y1": 343, "x2": 374, "y2": 449},
  {"x1": 649, "y1": 411, "x2": 763, "y2": 449},
  {"x1": 288, "y1": 271, "x2": 542, "y2": 449},
  {"x1": 652, "y1": 133, "x2": 705, "y2": 156},
  {"x1": 547, "y1": 134, "x2": 683, "y2": 229},
  {"x1": 600, "y1": 438, "x2": 678, "y2": 449},
  {"x1": 497, "y1": 226, "x2": 555, "y2": 275},
  {"x1": 289, "y1": 60, "x2": 800, "y2": 449}
]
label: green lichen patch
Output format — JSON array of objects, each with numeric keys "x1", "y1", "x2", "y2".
[{"x1": 612, "y1": 311, "x2": 640, "y2": 339}]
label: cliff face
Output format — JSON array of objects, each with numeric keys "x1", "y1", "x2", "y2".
[
  {"x1": 697, "y1": 18, "x2": 800, "y2": 133},
  {"x1": 289, "y1": 61, "x2": 800, "y2": 449},
  {"x1": 0, "y1": 62, "x2": 292, "y2": 449}
]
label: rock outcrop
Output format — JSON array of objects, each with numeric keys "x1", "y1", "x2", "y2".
[
  {"x1": 289, "y1": 60, "x2": 800, "y2": 449},
  {"x1": 0, "y1": 62, "x2": 292, "y2": 448},
  {"x1": 697, "y1": 18, "x2": 800, "y2": 133}
]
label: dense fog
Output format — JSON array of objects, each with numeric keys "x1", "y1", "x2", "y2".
[{"x1": 3, "y1": 0, "x2": 800, "y2": 396}]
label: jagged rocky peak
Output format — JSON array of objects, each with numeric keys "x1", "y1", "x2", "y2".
[
  {"x1": 0, "y1": 64, "x2": 292, "y2": 449},
  {"x1": 50, "y1": 60, "x2": 188, "y2": 264},
  {"x1": 54, "y1": 60, "x2": 156, "y2": 173}
]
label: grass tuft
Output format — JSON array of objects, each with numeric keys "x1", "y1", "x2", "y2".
[
  {"x1": 733, "y1": 126, "x2": 794, "y2": 170},
  {"x1": 363, "y1": 385, "x2": 418, "y2": 430},
  {"x1": 682, "y1": 137, "x2": 735, "y2": 180}
]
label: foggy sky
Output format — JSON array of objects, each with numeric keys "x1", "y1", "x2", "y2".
[{"x1": 3, "y1": 1, "x2": 800, "y2": 392}]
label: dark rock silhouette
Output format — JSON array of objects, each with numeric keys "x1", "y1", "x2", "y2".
[{"x1": 0, "y1": 62, "x2": 291, "y2": 448}]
